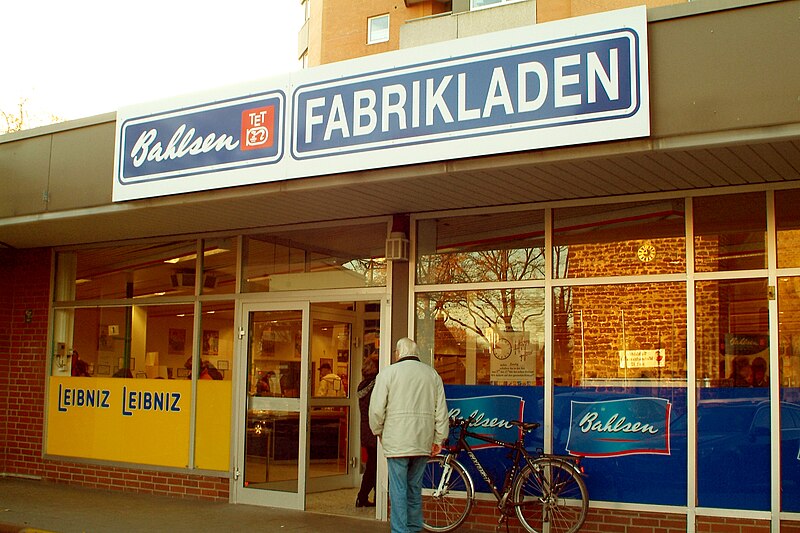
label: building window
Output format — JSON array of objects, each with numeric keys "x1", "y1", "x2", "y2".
[
  {"x1": 553, "y1": 199, "x2": 686, "y2": 279},
  {"x1": 693, "y1": 192, "x2": 767, "y2": 272},
  {"x1": 367, "y1": 14, "x2": 389, "y2": 45},
  {"x1": 470, "y1": 0, "x2": 522, "y2": 10},
  {"x1": 416, "y1": 210, "x2": 545, "y2": 285},
  {"x1": 415, "y1": 288, "x2": 546, "y2": 386}
]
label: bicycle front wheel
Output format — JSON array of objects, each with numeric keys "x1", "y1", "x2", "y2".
[
  {"x1": 421, "y1": 455, "x2": 474, "y2": 533},
  {"x1": 512, "y1": 457, "x2": 588, "y2": 533}
]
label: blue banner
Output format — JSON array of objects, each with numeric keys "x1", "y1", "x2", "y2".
[
  {"x1": 566, "y1": 396, "x2": 671, "y2": 457},
  {"x1": 447, "y1": 394, "x2": 526, "y2": 449},
  {"x1": 293, "y1": 30, "x2": 639, "y2": 159},
  {"x1": 113, "y1": 7, "x2": 649, "y2": 201},
  {"x1": 118, "y1": 92, "x2": 285, "y2": 183}
]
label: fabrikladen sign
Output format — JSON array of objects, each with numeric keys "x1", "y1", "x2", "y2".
[{"x1": 113, "y1": 6, "x2": 649, "y2": 201}]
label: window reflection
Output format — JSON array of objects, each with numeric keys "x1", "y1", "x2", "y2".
[
  {"x1": 553, "y1": 200, "x2": 686, "y2": 278},
  {"x1": 200, "y1": 238, "x2": 236, "y2": 295},
  {"x1": 415, "y1": 289, "x2": 545, "y2": 386},
  {"x1": 775, "y1": 189, "x2": 800, "y2": 269},
  {"x1": 777, "y1": 276, "x2": 800, "y2": 512},
  {"x1": 696, "y1": 278, "x2": 770, "y2": 511},
  {"x1": 242, "y1": 223, "x2": 387, "y2": 293},
  {"x1": 57, "y1": 241, "x2": 199, "y2": 301},
  {"x1": 553, "y1": 282, "x2": 687, "y2": 387},
  {"x1": 695, "y1": 279, "x2": 769, "y2": 387},
  {"x1": 248, "y1": 311, "x2": 302, "y2": 398},
  {"x1": 416, "y1": 211, "x2": 545, "y2": 285},
  {"x1": 693, "y1": 193, "x2": 766, "y2": 272}
]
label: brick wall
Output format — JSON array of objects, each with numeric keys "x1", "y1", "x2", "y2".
[
  {"x1": 434, "y1": 503, "x2": 800, "y2": 533},
  {"x1": 431, "y1": 501, "x2": 690, "y2": 533},
  {"x1": 696, "y1": 516, "x2": 770, "y2": 532},
  {"x1": 0, "y1": 248, "x2": 229, "y2": 502},
  {"x1": 0, "y1": 248, "x2": 49, "y2": 478}
]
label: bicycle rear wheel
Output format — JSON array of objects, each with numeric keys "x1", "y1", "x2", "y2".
[
  {"x1": 421, "y1": 455, "x2": 474, "y2": 533},
  {"x1": 512, "y1": 457, "x2": 588, "y2": 533}
]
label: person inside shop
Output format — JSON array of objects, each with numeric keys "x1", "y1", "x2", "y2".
[
  {"x1": 356, "y1": 353, "x2": 379, "y2": 507},
  {"x1": 256, "y1": 371, "x2": 282, "y2": 396},
  {"x1": 317, "y1": 362, "x2": 343, "y2": 397},
  {"x1": 70, "y1": 350, "x2": 90, "y2": 377},
  {"x1": 732, "y1": 356, "x2": 753, "y2": 387},
  {"x1": 184, "y1": 356, "x2": 223, "y2": 380},
  {"x1": 369, "y1": 337, "x2": 449, "y2": 533},
  {"x1": 751, "y1": 357, "x2": 769, "y2": 387}
]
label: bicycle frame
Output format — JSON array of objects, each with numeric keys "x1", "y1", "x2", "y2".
[{"x1": 440, "y1": 421, "x2": 534, "y2": 510}]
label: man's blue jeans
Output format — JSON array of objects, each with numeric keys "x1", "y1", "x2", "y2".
[{"x1": 387, "y1": 455, "x2": 428, "y2": 533}]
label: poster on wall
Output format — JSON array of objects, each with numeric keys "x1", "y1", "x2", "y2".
[
  {"x1": 566, "y1": 396, "x2": 671, "y2": 457},
  {"x1": 490, "y1": 330, "x2": 536, "y2": 384}
]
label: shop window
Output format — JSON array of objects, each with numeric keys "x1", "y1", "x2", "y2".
[
  {"x1": 52, "y1": 304, "x2": 197, "y2": 379},
  {"x1": 553, "y1": 282, "x2": 688, "y2": 387},
  {"x1": 775, "y1": 189, "x2": 800, "y2": 268},
  {"x1": 56, "y1": 241, "x2": 199, "y2": 301},
  {"x1": 199, "y1": 238, "x2": 236, "y2": 295},
  {"x1": 416, "y1": 211, "x2": 545, "y2": 285},
  {"x1": 242, "y1": 222, "x2": 387, "y2": 293},
  {"x1": 552, "y1": 281, "x2": 688, "y2": 506},
  {"x1": 415, "y1": 289, "x2": 545, "y2": 386},
  {"x1": 553, "y1": 199, "x2": 686, "y2": 279},
  {"x1": 693, "y1": 192, "x2": 767, "y2": 272},
  {"x1": 777, "y1": 277, "x2": 800, "y2": 512},
  {"x1": 695, "y1": 278, "x2": 770, "y2": 511},
  {"x1": 367, "y1": 14, "x2": 389, "y2": 44}
]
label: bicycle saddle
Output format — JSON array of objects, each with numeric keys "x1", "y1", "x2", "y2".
[{"x1": 509, "y1": 420, "x2": 540, "y2": 432}]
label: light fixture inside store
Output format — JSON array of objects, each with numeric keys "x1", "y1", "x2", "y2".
[{"x1": 164, "y1": 247, "x2": 229, "y2": 264}]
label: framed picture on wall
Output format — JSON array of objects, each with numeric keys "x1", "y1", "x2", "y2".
[
  {"x1": 202, "y1": 330, "x2": 219, "y2": 356},
  {"x1": 168, "y1": 328, "x2": 186, "y2": 355},
  {"x1": 98, "y1": 326, "x2": 114, "y2": 351}
]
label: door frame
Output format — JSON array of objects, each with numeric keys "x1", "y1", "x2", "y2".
[
  {"x1": 306, "y1": 304, "x2": 358, "y2": 493},
  {"x1": 233, "y1": 300, "x2": 310, "y2": 509},
  {"x1": 231, "y1": 291, "x2": 389, "y2": 513}
]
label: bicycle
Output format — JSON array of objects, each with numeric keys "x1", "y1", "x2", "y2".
[{"x1": 422, "y1": 415, "x2": 589, "y2": 533}]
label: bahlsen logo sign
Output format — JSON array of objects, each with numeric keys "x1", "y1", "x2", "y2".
[{"x1": 113, "y1": 6, "x2": 649, "y2": 201}]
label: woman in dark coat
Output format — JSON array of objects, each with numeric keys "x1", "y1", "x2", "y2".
[{"x1": 356, "y1": 354, "x2": 379, "y2": 507}]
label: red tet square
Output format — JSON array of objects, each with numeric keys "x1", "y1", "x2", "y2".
[{"x1": 241, "y1": 106, "x2": 275, "y2": 151}]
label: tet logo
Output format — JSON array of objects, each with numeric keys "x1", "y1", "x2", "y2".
[{"x1": 241, "y1": 106, "x2": 275, "y2": 151}]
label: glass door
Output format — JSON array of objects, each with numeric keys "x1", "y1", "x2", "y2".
[
  {"x1": 236, "y1": 302, "x2": 309, "y2": 509},
  {"x1": 306, "y1": 303, "x2": 357, "y2": 493}
]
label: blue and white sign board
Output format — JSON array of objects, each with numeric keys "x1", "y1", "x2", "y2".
[{"x1": 113, "y1": 7, "x2": 649, "y2": 201}]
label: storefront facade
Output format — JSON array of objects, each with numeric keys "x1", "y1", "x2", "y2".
[{"x1": 2, "y1": 2, "x2": 800, "y2": 532}]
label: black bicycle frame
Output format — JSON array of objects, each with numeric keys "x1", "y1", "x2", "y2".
[{"x1": 449, "y1": 423, "x2": 531, "y2": 506}]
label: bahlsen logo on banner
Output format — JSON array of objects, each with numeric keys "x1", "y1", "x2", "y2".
[
  {"x1": 115, "y1": 91, "x2": 285, "y2": 200},
  {"x1": 113, "y1": 6, "x2": 649, "y2": 201}
]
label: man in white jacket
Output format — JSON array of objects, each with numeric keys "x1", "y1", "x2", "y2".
[{"x1": 369, "y1": 337, "x2": 449, "y2": 533}]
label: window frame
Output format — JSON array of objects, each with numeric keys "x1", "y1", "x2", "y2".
[{"x1": 367, "y1": 14, "x2": 390, "y2": 45}]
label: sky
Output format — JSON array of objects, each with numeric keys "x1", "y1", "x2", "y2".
[{"x1": 2, "y1": 1, "x2": 305, "y2": 127}]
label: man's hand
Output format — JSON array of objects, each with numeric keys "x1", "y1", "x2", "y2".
[{"x1": 431, "y1": 443, "x2": 442, "y2": 456}]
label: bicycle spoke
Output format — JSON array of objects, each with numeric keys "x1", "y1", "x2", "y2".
[
  {"x1": 512, "y1": 459, "x2": 588, "y2": 533},
  {"x1": 421, "y1": 456, "x2": 473, "y2": 533}
]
